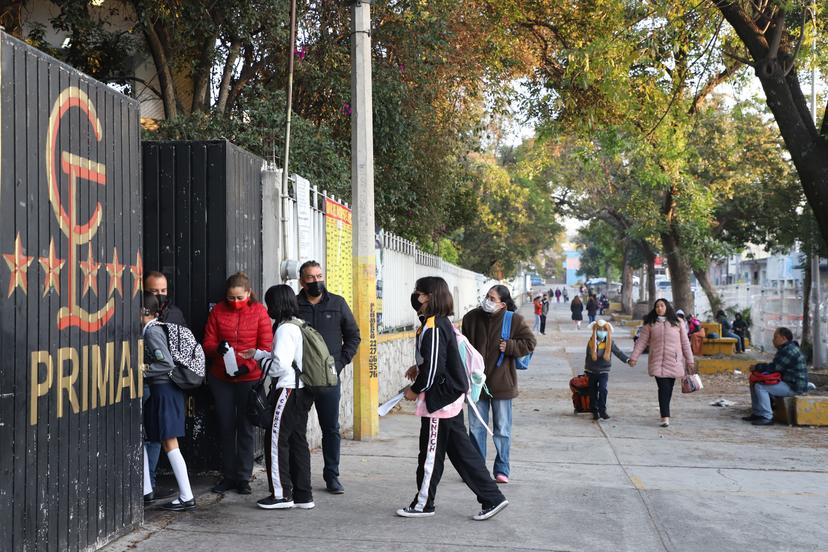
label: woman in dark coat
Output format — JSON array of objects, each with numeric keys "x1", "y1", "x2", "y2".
[{"x1": 570, "y1": 295, "x2": 584, "y2": 329}]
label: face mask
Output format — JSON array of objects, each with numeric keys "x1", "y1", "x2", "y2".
[
  {"x1": 596, "y1": 330, "x2": 608, "y2": 340},
  {"x1": 229, "y1": 298, "x2": 249, "y2": 310},
  {"x1": 482, "y1": 299, "x2": 500, "y2": 313},
  {"x1": 306, "y1": 281, "x2": 324, "y2": 297},
  {"x1": 411, "y1": 292, "x2": 422, "y2": 312}
]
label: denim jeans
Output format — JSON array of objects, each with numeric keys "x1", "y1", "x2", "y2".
[
  {"x1": 723, "y1": 330, "x2": 744, "y2": 352},
  {"x1": 750, "y1": 381, "x2": 794, "y2": 420},
  {"x1": 533, "y1": 314, "x2": 541, "y2": 333},
  {"x1": 468, "y1": 397, "x2": 512, "y2": 477}
]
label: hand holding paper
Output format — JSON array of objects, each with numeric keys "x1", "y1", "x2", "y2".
[{"x1": 223, "y1": 346, "x2": 239, "y2": 376}]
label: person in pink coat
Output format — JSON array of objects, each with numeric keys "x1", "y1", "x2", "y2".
[{"x1": 629, "y1": 298, "x2": 695, "y2": 427}]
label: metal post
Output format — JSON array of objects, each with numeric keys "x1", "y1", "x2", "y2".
[
  {"x1": 350, "y1": 0, "x2": 379, "y2": 440},
  {"x1": 280, "y1": 0, "x2": 297, "y2": 259},
  {"x1": 810, "y1": 0, "x2": 825, "y2": 367}
]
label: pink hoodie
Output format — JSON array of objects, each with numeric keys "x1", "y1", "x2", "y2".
[{"x1": 630, "y1": 319, "x2": 695, "y2": 378}]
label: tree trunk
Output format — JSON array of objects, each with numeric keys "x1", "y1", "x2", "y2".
[
  {"x1": 661, "y1": 231, "x2": 694, "y2": 313},
  {"x1": 191, "y1": 34, "x2": 218, "y2": 113},
  {"x1": 621, "y1": 245, "x2": 633, "y2": 314},
  {"x1": 638, "y1": 267, "x2": 646, "y2": 302},
  {"x1": 715, "y1": 2, "x2": 828, "y2": 249},
  {"x1": 802, "y1": 252, "x2": 812, "y2": 350},
  {"x1": 647, "y1": 256, "x2": 656, "y2": 308},
  {"x1": 216, "y1": 41, "x2": 242, "y2": 115},
  {"x1": 693, "y1": 266, "x2": 720, "y2": 317},
  {"x1": 139, "y1": 17, "x2": 178, "y2": 119}
]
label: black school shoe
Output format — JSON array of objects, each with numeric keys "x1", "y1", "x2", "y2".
[
  {"x1": 237, "y1": 480, "x2": 252, "y2": 495},
  {"x1": 752, "y1": 418, "x2": 773, "y2": 426},
  {"x1": 599, "y1": 412, "x2": 610, "y2": 420},
  {"x1": 160, "y1": 498, "x2": 196, "y2": 512},
  {"x1": 211, "y1": 478, "x2": 236, "y2": 493},
  {"x1": 473, "y1": 499, "x2": 509, "y2": 521}
]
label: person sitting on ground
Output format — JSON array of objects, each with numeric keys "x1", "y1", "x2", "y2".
[
  {"x1": 716, "y1": 310, "x2": 744, "y2": 353},
  {"x1": 584, "y1": 320, "x2": 630, "y2": 421},
  {"x1": 732, "y1": 313, "x2": 750, "y2": 349},
  {"x1": 742, "y1": 327, "x2": 808, "y2": 426}
]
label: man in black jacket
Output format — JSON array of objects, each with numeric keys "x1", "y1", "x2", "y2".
[
  {"x1": 296, "y1": 261, "x2": 361, "y2": 494},
  {"x1": 142, "y1": 271, "x2": 187, "y2": 503}
]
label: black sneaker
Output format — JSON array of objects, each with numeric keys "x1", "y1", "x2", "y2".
[
  {"x1": 237, "y1": 480, "x2": 252, "y2": 495},
  {"x1": 599, "y1": 412, "x2": 610, "y2": 420},
  {"x1": 752, "y1": 418, "x2": 773, "y2": 426},
  {"x1": 591, "y1": 412, "x2": 599, "y2": 420},
  {"x1": 741, "y1": 414, "x2": 760, "y2": 421},
  {"x1": 211, "y1": 479, "x2": 236, "y2": 494},
  {"x1": 325, "y1": 477, "x2": 345, "y2": 494},
  {"x1": 396, "y1": 506, "x2": 435, "y2": 518},
  {"x1": 256, "y1": 496, "x2": 295, "y2": 510},
  {"x1": 473, "y1": 499, "x2": 509, "y2": 521},
  {"x1": 159, "y1": 498, "x2": 196, "y2": 512}
]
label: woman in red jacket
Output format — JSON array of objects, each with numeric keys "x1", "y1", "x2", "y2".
[{"x1": 203, "y1": 272, "x2": 272, "y2": 495}]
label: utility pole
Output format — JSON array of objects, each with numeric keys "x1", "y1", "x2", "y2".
[
  {"x1": 809, "y1": 0, "x2": 825, "y2": 368},
  {"x1": 349, "y1": 0, "x2": 379, "y2": 439},
  {"x1": 281, "y1": 0, "x2": 298, "y2": 259}
]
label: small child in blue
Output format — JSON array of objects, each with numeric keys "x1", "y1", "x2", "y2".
[{"x1": 584, "y1": 320, "x2": 630, "y2": 420}]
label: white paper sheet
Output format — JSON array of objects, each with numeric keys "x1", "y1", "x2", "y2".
[
  {"x1": 223, "y1": 346, "x2": 239, "y2": 376},
  {"x1": 378, "y1": 392, "x2": 405, "y2": 416}
]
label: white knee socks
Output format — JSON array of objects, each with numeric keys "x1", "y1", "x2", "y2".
[
  {"x1": 143, "y1": 446, "x2": 153, "y2": 496},
  {"x1": 167, "y1": 448, "x2": 194, "y2": 502}
]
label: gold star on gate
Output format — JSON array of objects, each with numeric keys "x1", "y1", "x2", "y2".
[
  {"x1": 105, "y1": 248, "x2": 125, "y2": 298},
  {"x1": 38, "y1": 238, "x2": 66, "y2": 297},
  {"x1": 79, "y1": 245, "x2": 102, "y2": 297},
  {"x1": 129, "y1": 251, "x2": 143, "y2": 298},
  {"x1": 3, "y1": 233, "x2": 34, "y2": 297}
]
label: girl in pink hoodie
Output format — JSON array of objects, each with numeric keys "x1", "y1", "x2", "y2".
[{"x1": 629, "y1": 298, "x2": 695, "y2": 427}]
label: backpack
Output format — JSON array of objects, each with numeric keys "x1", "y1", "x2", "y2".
[
  {"x1": 452, "y1": 326, "x2": 493, "y2": 435},
  {"x1": 157, "y1": 322, "x2": 206, "y2": 391},
  {"x1": 496, "y1": 311, "x2": 532, "y2": 370},
  {"x1": 287, "y1": 319, "x2": 337, "y2": 388}
]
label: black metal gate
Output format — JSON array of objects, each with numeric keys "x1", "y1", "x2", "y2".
[
  {"x1": 142, "y1": 140, "x2": 264, "y2": 471},
  {"x1": 0, "y1": 32, "x2": 143, "y2": 551}
]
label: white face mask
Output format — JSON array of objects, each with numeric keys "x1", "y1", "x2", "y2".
[{"x1": 482, "y1": 299, "x2": 501, "y2": 313}]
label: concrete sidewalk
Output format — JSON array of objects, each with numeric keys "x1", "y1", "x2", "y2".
[{"x1": 105, "y1": 301, "x2": 828, "y2": 552}]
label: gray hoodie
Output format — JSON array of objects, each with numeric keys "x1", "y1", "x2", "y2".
[{"x1": 584, "y1": 340, "x2": 629, "y2": 374}]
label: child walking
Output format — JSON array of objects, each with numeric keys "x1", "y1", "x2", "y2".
[{"x1": 584, "y1": 320, "x2": 630, "y2": 420}]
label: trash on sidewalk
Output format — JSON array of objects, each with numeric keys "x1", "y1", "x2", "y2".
[{"x1": 710, "y1": 398, "x2": 736, "y2": 407}]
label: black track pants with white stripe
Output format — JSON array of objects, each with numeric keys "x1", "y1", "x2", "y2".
[
  {"x1": 264, "y1": 387, "x2": 314, "y2": 502},
  {"x1": 411, "y1": 412, "x2": 505, "y2": 512}
]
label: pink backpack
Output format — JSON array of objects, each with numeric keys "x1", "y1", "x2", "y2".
[{"x1": 415, "y1": 327, "x2": 492, "y2": 434}]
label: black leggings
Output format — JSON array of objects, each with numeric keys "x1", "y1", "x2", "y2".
[{"x1": 655, "y1": 377, "x2": 675, "y2": 417}]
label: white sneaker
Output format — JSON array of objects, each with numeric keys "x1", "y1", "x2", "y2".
[{"x1": 295, "y1": 501, "x2": 316, "y2": 509}]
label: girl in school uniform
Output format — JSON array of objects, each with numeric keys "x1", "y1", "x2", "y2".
[{"x1": 141, "y1": 292, "x2": 195, "y2": 511}]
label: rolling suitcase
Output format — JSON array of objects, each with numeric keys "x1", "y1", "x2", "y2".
[{"x1": 569, "y1": 374, "x2": 591, "y2": 413}]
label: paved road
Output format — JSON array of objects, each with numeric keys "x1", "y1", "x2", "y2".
[{"x1": 106, "y1": 300, "x2": 828, "y2": 552}]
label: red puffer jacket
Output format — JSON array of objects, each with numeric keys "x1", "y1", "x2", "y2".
[{"x1": 203, "y1": 300, "x2": 273, "y2": 382}]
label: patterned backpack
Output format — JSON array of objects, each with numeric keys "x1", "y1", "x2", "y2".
[{"x1": 159, "y1": 322, "x2": 206, "y2": 391}]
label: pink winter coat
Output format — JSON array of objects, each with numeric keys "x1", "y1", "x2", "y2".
[{"x1": 630, "y1": 319, "x2": 695, "y2": 378}]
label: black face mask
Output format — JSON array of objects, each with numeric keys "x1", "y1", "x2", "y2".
[
  {"x1": 306, "y1": 281, "x2": 324, "y2": 297},
  {"x1": 410, "y1": 292, "x2": 422, "y2": 312}
]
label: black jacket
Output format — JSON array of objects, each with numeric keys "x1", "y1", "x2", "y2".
[
  {"x1": 297, "y1": 289, "x2": 361, "y2": 374},
  {"x1": 160, "y1": 303, "x2": 187, "y2": 326},
  {"x1": 584, "y1": 341, "x2": 629, "y2": 374},
  {"x1": 411, "y1": 315, "x2": 468, "y2": 413}
]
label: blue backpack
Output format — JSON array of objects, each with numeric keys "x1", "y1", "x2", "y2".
[{"x1": 496, "y1": 311, "x2": 532, "y2": 370}]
